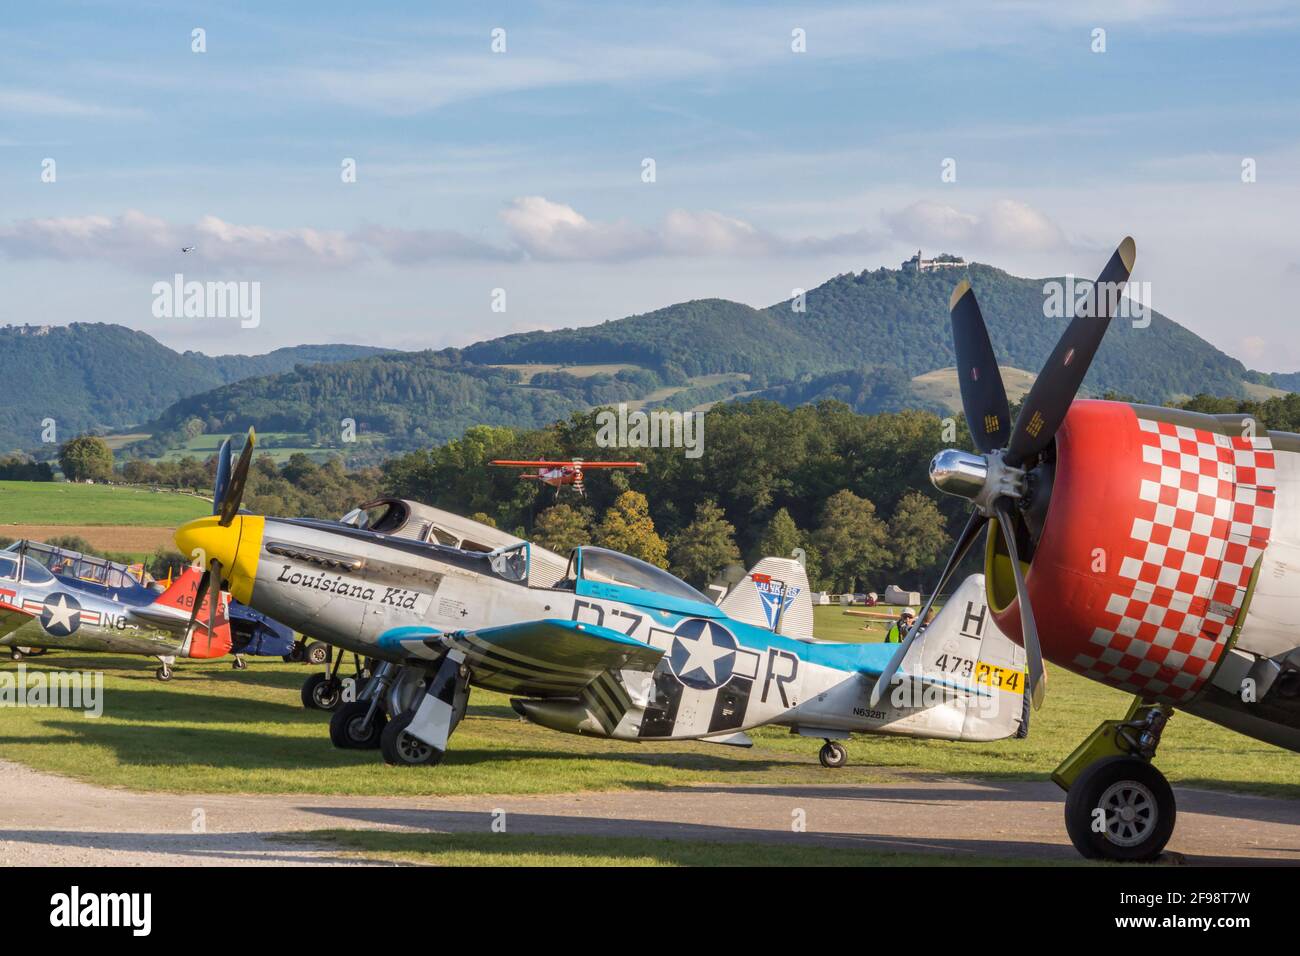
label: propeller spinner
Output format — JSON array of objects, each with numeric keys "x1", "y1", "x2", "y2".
[{"x1": 871, "y1": 238, "x2": 1135, "y2": 711}]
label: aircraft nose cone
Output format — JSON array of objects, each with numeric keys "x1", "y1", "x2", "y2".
[{"x1": 173, "y1": 514, "x2": 264, "y2": 604}]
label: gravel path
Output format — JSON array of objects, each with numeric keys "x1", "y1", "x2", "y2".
[{"x1": 0, "y1": 759, "x2": 1294, "y2": 865}]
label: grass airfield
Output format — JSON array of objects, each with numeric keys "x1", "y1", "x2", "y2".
[{"x1": 0, "y1": 609, "x2": 1294, "y2": 865}]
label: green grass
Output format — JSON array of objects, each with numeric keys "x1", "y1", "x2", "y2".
[
  {"x1": 288, "y1": 829, "x2": 1076, "y2": 866},
  {"x1": 0, "y1": 480, "x2": 209, "y2": 526},
  {"x1": 0, "y1": 613, "x2": 1293, "y2": 800}
]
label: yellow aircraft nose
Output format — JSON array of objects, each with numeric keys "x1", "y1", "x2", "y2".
[{"x1": 173, "y1": 514, "x2": 264, "y2": 604}]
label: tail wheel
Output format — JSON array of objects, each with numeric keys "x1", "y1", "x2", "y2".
[
  {"x1": 155, "y1": 665, "x2": 173, "y2": 681},
  {"x1": 380, "y1": 710, "x2": 444, "y2": 767},
  {"x1": 329, "y1": 700, "x2": 385, "y2": 749},
  {"x1": 819, "y1": 741, "x2": 847, "y2": 769},
  {"x1": 9, "y1": 648, "x2": 24, "y2": 661},
  {"x1": 1064, "y1": 756, "x2": 1176, "y2": 862},
  {"x1": 301, "y1": 672, "x2": 342, "y2": 711}
]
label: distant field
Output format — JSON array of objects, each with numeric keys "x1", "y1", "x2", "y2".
[
  {"x1": 142, "y1": 431, "x2": 359, "y2": 465},
  {"x1": 912, "y1": 365, "x2": 1037, "y2": 413},
  {"x1": 1243, "y1": 381, "x2": 1290, "y2": 400},
  {"x1": 491, "y1": 362, "x2": 642, "y2": 383},
  {"x1": 0, "y1": 481, "x2": 208, "y2": 527}
]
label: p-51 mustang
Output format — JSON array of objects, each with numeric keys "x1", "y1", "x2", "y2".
[
  {"x1": 880, "y1": 236, "x2": 1300, "y2": 860},
  {"x1": 176, "y1": 447, "x2": 1028, "y2": 770},
  {"x1": 0, "y1": 541, "x2": 229, "y2": 680}
]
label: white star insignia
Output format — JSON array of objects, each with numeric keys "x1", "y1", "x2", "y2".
[
  {"x1": 44, "y1": 594, "x2": 78, "y2": 631},
  {"x1": 678, "y1": 628, "x2": 731, "y2": 683}
]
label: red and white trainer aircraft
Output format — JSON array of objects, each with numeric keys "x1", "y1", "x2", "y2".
[
  {"x1": 490, "y1": 458, "x2": 643, "y2": 496},
  {"x1": 875, "y1": 237, "x2": 1299, "y2": 861}
]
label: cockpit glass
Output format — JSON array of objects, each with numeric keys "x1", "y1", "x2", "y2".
[
  {"x1": 578, "y1": 547, "x2": 708, "y2": 603},
  {"x1": 20, "y1": 560, "x2": 53, "y2": 585},
  {"x1": 489, "y1": 542, "x2": 529, "y2": 583},
  {"x1": 0, "y1": 555, "x2": 17, "y2": 580}
]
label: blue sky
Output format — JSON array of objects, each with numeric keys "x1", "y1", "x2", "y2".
[{"x1": 2, "y1": 1, "x2": 1299, "y2": 370}]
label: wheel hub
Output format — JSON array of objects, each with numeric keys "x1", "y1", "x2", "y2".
[{"x1": 1098, "y1": 780, "x2": 1157, "y2": 846}]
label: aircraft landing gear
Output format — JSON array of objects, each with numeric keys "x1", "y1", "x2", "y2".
[
  {"x1": 380, "y1": 651, "x2": 470, "y2": 768},
  {"x1": 380, "y1": 710, "x2": 444, "y2": 766},
  {"x1": 1054, "y1": 698, "x2": 1175, "y2": 862},
  {"x1": 231, "y1": 655, "x2": 247, "y2": 670},
  {"x1": 819, "y1": 740, "x2": 847, "y2": 768},
  {"x1": 329, "y1": 700, "x2": 386, "y2": 749},
  {"x1": 301, "y1": 646, "x2": 371, "y2": 711},
  {"x1": 155, "y1": 663, "x2": 173, "y2": 681}
]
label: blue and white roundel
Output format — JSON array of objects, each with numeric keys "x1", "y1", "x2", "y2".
[
  {"x1": 668, "y1": 619, "x2": 737, "y2": 690},
  {"x1": 40, "y1": 592, "x2": 82, "y2": 637}
]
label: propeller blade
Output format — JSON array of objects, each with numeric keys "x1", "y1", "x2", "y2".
[
  {"x1": 186, "y1": 567, "x2": 210, "y2": 635},
  {"x1": 993, "y1": 501, "x2": 1046, "y2": 709},
  {"x1": 869, "y1": 509, "x2": 989, "y2": 708},
  {"x1": 218, "y1": 427, "x2": 256, "y2": 527},
  {"x1": 950, "y1": 280, "x2": 1010, "y2": 453},
  {"x1": 212, "y1": 437, "x2": 233, "y2": 517},
  {"x1": 205, "y1": 558, "x2": 223, "y2": 638},
  {"x1": 1005, "y1": 237, "x2": 1135, "y2": 466}
]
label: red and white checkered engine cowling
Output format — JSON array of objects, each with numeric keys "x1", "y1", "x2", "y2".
[{"x1": 991, "y1": 400, "x2": 1275, "y2": 705}]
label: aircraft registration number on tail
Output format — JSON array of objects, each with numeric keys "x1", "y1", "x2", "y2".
[{"x1": 974, "y1": 661, "x2": 1024, "y2": 694}]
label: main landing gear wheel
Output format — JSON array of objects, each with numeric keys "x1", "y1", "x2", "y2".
[
  {"x1": 155, "y1": 664, "x2": 173, "y2": 681},
  {"x1": 380, "y1": 710, "x2": 444, "y2": 767},
  {"x1": 305, "y1": 642, "x2": 330, "y2": 666},
  {"x1": 301, "y1": 672, "x2": 342, "y2": 711},
  {"x1": 1064, "y1": 756, "x2": 1176, "y2": 862},
  {"x1": 329, "y1": 701, "x2": 385, "y2": 749},
  {"x1": 819, "y1": 741, "x2": 847, "y2": 768},
  {"x1": 9, "y1": 648, "x2": 25, "y2": 661}
]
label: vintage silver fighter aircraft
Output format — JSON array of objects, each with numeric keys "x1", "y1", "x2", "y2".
[
  {"x1": 0, "y1": 541, "x2": 229, "y2": 679},
  {"x1": 175, "y1": 439, "x2": 1029, "y2": 770}
]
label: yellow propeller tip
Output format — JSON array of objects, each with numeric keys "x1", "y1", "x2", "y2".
[
  {"x1": 1118, "y1": 236, "x2": 1136, "y2": 272},
  {"x1": 949, "y1": 279, "x2": 971, "y2": 312}
]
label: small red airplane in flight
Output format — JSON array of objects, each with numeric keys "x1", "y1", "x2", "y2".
[{"x1": 490, "y1": 459, "x2": 644, "y2": 496}]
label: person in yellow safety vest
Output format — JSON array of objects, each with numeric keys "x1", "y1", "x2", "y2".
[{"x1": 883, "y1": 608, "x2": 916, "y2": 643}]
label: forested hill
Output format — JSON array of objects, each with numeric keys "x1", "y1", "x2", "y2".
[
  {"x1": 0, "y1": 323, "x2": 385, "y2": 450},
  {"x1": 464, "y1": 263, "x2": 1263, "y2": 401},
  {"x1": 147, "y1": 350, "x2": 586, "y2": 449}
]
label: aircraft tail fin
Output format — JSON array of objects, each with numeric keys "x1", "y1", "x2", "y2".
[
  {"x1": 719, "y1": 556, "x2": 814, "y2": 639},
  {"x1": 154, "y1": 566, "x2": 233, "y2": 659},
  {"x1": 890, "y1": 573, "x2": 1029, "y2": 740}
]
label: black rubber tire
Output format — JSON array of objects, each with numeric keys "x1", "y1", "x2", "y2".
[
  {"x1": 155, "y1": 665, "x2": 172, "y2": 681},
  {"x1": 9, "y1": 648, "x2": 24, "y2": 661},
  {"x1": 306, "y1": 642, "x2": 330, "y2": 666},
  {"x1": 329, "y1": 700, "x2": 385, "y2": 749},
  {"x1": 301, "y1": 673, "x2": 342, "y2": 711},
  {"x1": 1064, "y1": 756, "x2": 1176, "y2": 862},
  {"x1": 380, "y1": 710, "x2": 444, "y2": 767},
  {"x1": 287, "y1": 642, "x2": 306, "y2": 663},
  {"x1": 819, "y1": 742, "x2": 847, "y2": 769},
  {"x1": 232, "y1": 657, "x2": 248, "y2": 670}
]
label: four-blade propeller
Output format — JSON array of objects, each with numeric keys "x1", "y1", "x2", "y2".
[
  {"x1": 871, "y1": 238, "x2": 1135, "y2": 711},
  {"x1": 185, "y1": 428, "x2": 257, "y2": 640}
]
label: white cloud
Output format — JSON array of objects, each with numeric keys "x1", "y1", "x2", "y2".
[
  {"x1": 0, "y1": 211, "x2": 359, "y2": 271},
  {"x1": 0, "y1": 88, "x2": 143, "y2": 118},
  {"x1": 501, "y1": 197, "x2": 882, "y2": 261},
  {"x1": 884, "y1": 199, "x2": 1070, "y2": 254}
]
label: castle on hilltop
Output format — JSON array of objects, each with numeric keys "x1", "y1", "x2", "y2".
[{"x1": 901, "y1": 250, "x2": 967, "y2": 272}]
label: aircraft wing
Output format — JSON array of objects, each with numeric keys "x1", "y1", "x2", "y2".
[
  {"x1": 377, "y1": 618, "x2": 664, "y2": 693},
  {"x1": 0, "y1": 600, "x2": 37, "y2": 640}
]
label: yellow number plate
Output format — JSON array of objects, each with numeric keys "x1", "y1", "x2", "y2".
[{"x1": 975, "y1": 661, "x2": 1025, "y2": 694}]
